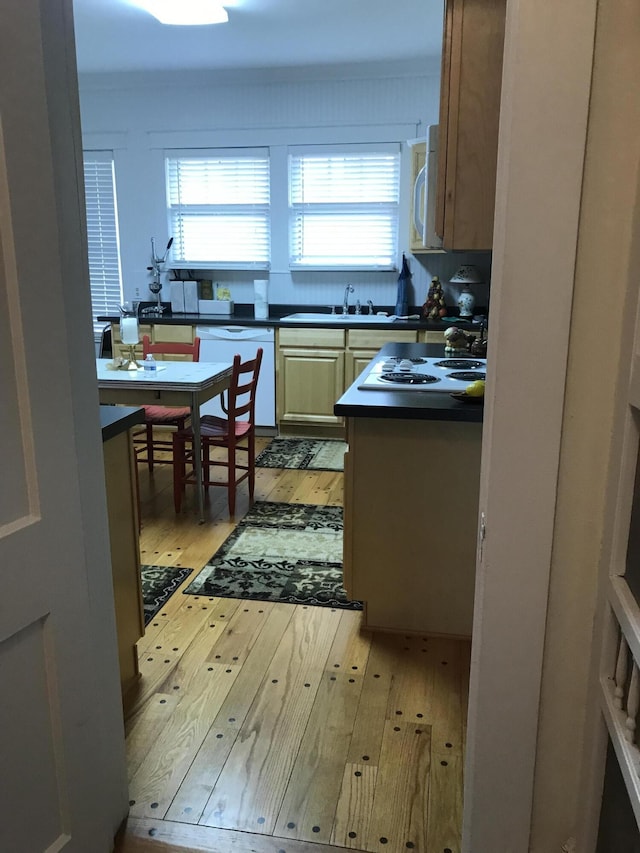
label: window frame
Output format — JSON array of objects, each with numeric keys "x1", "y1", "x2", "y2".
[
  {"x1": 287, "y1": 143, "x2": 401, "y2": 272},
  {"x1": 82, "y1": 151, "x2": 123, "y2": 341},
  {"x1": 165, "y1": 148, "x2": 271, "y2": 270}
]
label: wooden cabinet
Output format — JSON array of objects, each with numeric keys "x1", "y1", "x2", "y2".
[
  {"x1": 277, "y1": 328, "x2": 346, "y2": 435},
  {"x1": 102, "y1": 428, "x2": 144, "y2": 703},
  {"x1": 110, "y1": 322, "x2": 194, "y2": 361},
  {"x1": 436, "y1": 0, "x2": 506, "y2": 251},
  {"x1": 343, "y1": 415, "x2": 482, "y2": 636},
  {"x1": 277, "y1": 327, "x2": 424, "y2": 435}
]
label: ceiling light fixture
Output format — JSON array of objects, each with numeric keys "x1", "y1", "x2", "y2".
[{"x1": 133, "y1": 0, "x2": 228, "y2": 26}]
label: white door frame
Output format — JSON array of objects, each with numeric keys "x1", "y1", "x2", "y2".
[
  {"x1": 463, "y1": 1, "x2": 599, "y2": 849},
  {"x1": 0, "y1": 1, "x2": 128, "y2": 849}
]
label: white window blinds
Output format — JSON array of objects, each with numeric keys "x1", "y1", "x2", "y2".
[
  {"x1": 288, "y1": 146, "x2": 400, "y2": 269},
  {"x1": 83, "y1": 152, "x2": 123, "y2": 340},
  {"x1": 166, "y1": 150, "x2": 270, "y2": 268}
]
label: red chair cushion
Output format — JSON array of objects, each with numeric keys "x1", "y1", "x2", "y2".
[{"x1": 143, "y1": 404, "x2": 191, "y2": 424}]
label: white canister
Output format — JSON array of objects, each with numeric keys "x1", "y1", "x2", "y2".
[{"x1": 254, "y1": 279, "x2": 269, "y2": 319}]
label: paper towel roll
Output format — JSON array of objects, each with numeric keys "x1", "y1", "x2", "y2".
[{"x1": 254, "y1": 279, "x2": 269, "y2": 319}]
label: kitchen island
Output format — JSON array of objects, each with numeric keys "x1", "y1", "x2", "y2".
[
  {"x1": 101, "y1": 405, "x2": 145, "y2": 703},
  {"x1": 335, "y1": 343, "x2": 483, "y2": 637}
]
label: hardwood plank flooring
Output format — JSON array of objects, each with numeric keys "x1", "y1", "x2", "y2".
[{"x1": 115, "y1": 436, "x2": 470, "y2": 853}]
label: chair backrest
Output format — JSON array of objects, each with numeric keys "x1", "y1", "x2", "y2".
[
  {"x1": 224, "y1": 348, "x2": 263, "y2": 424},
  {"x1": 142, "y1": 334, "x2": 201, "y2": 361}
]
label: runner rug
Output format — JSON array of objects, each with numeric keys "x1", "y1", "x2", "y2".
[
  {"x1": 183, "y1": 501, "x2": 361, "y2": 611},
  {"x1": 255, "y1": 438, "x2": 346, "y2": 471},
  {"x1": 141, "y1": 565, "x2": 193, "y2": 625}
]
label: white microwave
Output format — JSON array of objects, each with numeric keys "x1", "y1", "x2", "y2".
[{"x1": 410, "y1": 125, "x2": 443, "y2": 251}]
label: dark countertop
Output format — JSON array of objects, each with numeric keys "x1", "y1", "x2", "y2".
[
  {"x1": 100, "y1": 406, "x2": 145, "y2": 442},
  {"x1": 334, "y1": 342, "x2": 484, "y2": 423},
  {"x1": 98, "y1": 303, "x2": 483, "y2": 333}
]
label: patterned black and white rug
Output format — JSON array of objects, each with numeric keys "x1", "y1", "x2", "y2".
[
  {"x1": 255, "y1": 438, "x2": 347, "y2": 471},
  {"x1": 141, "y1": 565, "x2": 193, "y2": 625},
  {"x1": 183, "y1": 501, "x2": 361, "y2": 611}
]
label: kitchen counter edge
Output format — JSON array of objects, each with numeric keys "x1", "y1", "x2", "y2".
[
  {"x1": 334, "y1": 342, "x2": 484, "y2": 424},
  {"x1": 97, "y1": 306, "x2": 480, "y2": 333},
  {"x1": 100, "y1": 406, "x2": 145, "y2": 442}
]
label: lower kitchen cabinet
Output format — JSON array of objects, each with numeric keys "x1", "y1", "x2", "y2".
[
  {"x1": 102, "y1": 427, "x2": 144, "y2": 704},
  {"x1": 343, "y1": 415, "x2": 482, "y2": 636},
  {"x1": 110, "y1": 321, "x2": 194, "y2": 361},
  {"x1": 277, "y1": 328, "x2": 346, "y2": 435}
]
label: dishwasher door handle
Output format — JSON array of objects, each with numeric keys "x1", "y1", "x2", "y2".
[{"x1": 196, "y1": 326, "x2": 274, "y2": 342}]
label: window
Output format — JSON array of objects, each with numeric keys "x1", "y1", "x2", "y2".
[
  {"x1": 83, "y1": 152, "x2": 123, "y2": 340},
  {"x1": 288, "y1": 145, "x2": 401, "y2": 270},
  {"x1": 166, "y1": 150, "x2": 270, "y2": 268}
]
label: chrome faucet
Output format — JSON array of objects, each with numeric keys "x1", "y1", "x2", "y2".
[
  {"x1": 343, "y1": 283, "x2": 354, "y2": 315},
  {"x1": 367, "y1": 299, "x2": 375, "y2": 315}
]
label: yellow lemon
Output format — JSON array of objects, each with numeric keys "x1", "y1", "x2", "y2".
[{"x1": 465, "y1": 379, "x2": 485, "y2": 397}]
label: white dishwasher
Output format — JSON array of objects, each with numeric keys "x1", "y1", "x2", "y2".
[{"x1": 196, "y1": 326, "x2": 276, "y2": 427}]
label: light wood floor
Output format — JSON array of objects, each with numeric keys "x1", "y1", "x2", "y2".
[{"x1": 115, "y1": 437, "x2": 470, "y2": 853}]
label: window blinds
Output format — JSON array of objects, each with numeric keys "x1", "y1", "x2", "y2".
[
  {"x1": 288, "y1": 148, "x2": 400, "y2": 269},
  {"x1": 166, "y1": 151, "x2": 270, "y2": 267},
  {"x1": 83, "y1": 153, "x2": 123, "y2": 340}
]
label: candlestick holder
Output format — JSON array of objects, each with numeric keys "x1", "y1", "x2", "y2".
[{"x1": 119, "y1": 305, "x2": 142, "y2": 370}]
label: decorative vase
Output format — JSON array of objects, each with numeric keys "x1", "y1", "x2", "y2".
[{"x1": 457, "y1": 285, "x2": 476, "y2": 319}]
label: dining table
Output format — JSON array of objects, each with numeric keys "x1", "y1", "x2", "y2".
[{"x1": 96, "y1": 358, "x2": 234, "y2": 522}]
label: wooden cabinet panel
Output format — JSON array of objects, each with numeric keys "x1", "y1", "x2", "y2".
[
  {"x1": 278, "y1": 348, "x2": 345, "y2": 427},
  {"x1": 344, "y1": 416, "x2": 482, "y2": 636},
  {"x1": 103, "y1": 430, "x2": 143, "y2": 701},
  {"x1": 436, "y1": 0, "x2": 506, "y2": 251},
  {"x1": 347, "y1": 329, "x2": 417, "y2": 349},
  {"x1": 153, "y1": 325, "x2": 194, "y2": 344},
  {"x1": 278, "y1": 328, "x2": 345, "y2": 348}
]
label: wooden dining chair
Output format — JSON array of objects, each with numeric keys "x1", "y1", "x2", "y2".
[
  {"x1": 172, "y1": 347, "x2": 263, "y2": 517},
  {"x1": 133, "y1": 334, "x2": 201, "y2": 471}
]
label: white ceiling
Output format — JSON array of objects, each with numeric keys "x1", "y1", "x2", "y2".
[{"x1": 72, "y1": 0, "x2": 444, "y2": 75}]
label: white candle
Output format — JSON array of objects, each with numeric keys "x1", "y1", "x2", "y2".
[{"x1": 120, "y1": 316, "x2": 139, "y2": 345}]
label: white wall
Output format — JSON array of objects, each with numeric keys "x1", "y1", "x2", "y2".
[{"x1": 79, "y1": 62, "x2": 491, "y2": 314}]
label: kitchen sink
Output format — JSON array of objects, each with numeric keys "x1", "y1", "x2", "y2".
[{"x1": 282, "y1": 312, "x2": 392, "y2": 323}]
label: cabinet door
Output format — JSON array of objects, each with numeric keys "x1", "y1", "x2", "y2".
[
  {"x1": 152, "y1": 325, "x2": 194, "y2": 344},
  {"x1": 436, "y1": 0, "x2": 506, "y2": 250},
  {"x1": 409, "y1": 142, "x2": 427, "y2": 253},
  {"x1": 345, "y1": 351, "x2": 377, "y2": 389},
  {"x1": 278, "y1": 348, "x2": 345, "y2": 427}
]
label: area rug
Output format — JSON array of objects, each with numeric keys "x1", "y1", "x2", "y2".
[
  {"x1": 141, "y1": 565, "x2": 193, "y2": 625},
  {"x1": 183, "y1": 501, "x2": 362, "y2": 611},
  {"x1": 255, "y1": 438, "x2": 346, "y2": 471}
]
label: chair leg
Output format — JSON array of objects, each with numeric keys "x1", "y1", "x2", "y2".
[
  {"x1": 146, "y1": 422, "x2": 155, "y2": 472},
  {"x1": 248, "y1": 433, "x2": 256, "y2": 504},
  {"x1": 173, "y1": 433, "x2": 186, "y2": 513},
  {"x1": 227, "y1": 439, "x2": 236, "y2": 518}
]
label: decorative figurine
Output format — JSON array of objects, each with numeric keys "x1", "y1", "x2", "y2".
[
  {"x1": 423, "y1": 275, "x2": 447, "y2": 320},
  {"x1": 444, "y1": 325, "x2": 476, "y2": 354}
]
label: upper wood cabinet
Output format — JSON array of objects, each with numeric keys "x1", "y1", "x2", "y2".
[{"x1": 435, "y1": 0, "x2": 507, "y2": 251}]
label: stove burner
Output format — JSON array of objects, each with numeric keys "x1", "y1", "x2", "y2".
[
  {"x1": 379, "y1": 372, "x2": 440, "y2": 385},
  {"x1": 385, "y1": 356, "x2": 428, "y2": 364},
  {"x1": 434, "y1": 359, "x2": 485, "y2": 369},
  {"x1": 448, "y1": 371, "x2": 487, "y2": 381}
]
